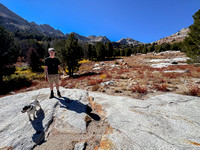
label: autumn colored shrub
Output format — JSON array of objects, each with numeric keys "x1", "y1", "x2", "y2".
[
  {"x1": 163, "y1": 73, "x2": 179, "y2": 79},
  {"x1": 88, "y1": 79, "x2": 103, "y2": 85},
  {"x1": 117, "y1": 69, "x2": 125, "y2": 74},
  {"x1": 187, "y1": 85, "x2": 200, "y2": 96},
  {"x1": 153, "y1": 83, "x2": 168, "y2": 91},
  {"x1": 147, "y1": 72, "x2": 154, "y2": 78},
  {"x1": 131, "y1": 84, "x2": 147, "y2": 94},
  {"x1": 92, "y1": 85, "x2": 100, "y2": 91},
  {"x1": 100, "y1": 74, "x2": 107, "y2": 79},
  {"x1": 105, "y1": 73, "x2": 112, "y2": 78},
  {"x1": 115, "y1": 76, "x2": 121, "y2": 79}
]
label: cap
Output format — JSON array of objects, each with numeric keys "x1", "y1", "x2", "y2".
[{"x1": 48, "y1": 48, "x2": 55, "y2": 52}]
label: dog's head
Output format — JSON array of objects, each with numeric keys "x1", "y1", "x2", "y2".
[{"x1": 21, "y1": 105, "x2": 31, "y2": 113}]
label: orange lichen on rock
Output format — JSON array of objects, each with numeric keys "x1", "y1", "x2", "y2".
[
  {"x1": 186, "y1": 140, "x2": 200, "y2": 146},
  {"x1": 105, "y1": 126, "x2": 113, "y2": 134},
  {"x1": 94, "y1": 139, "x2": 113, "y2": 150},
  {"x1": 88, "y1": 96, "x2": 105, "y2": 116}
]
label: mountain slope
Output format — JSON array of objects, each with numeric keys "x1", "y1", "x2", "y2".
[
  {"x1": 0, "y1": 3, "x2": 65, "y2": 37},
  {"x1": 154, "y1": 28, "x2": 189, "y2": 44},
  {"x1": 0, "y1": 3, "x2": 33, "y2": 32}
]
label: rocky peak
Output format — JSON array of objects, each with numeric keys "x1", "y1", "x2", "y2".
[
  {"x1": 117, "y1": 37, "x2": 142, "y2": 45},
  {"x1": 88, "y1": 35, "x2": 110, "y2": 43},
  {"x1": 69, "y1": 32, "x2": 110, "y2": 43}
]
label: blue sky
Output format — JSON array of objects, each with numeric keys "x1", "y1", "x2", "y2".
[{"x1": 0, "y1": 0, "x2": 199, "y2": 43}]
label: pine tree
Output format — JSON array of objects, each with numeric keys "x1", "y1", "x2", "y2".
[
  {"x1": 125, "y1": 47, "x2": 132, "y2": 56},
  {"x1": 27, "y1": 47, "x2": 43, "y2": 72},
  {"x1": 88, "y1": 44, "x2": 93, "y2": 60},
  {"x1": 95, "y1": 42, "x2": 105, "y2": 60},
  {"x1": 105, "y1": 42, "x2": 114, "y2": 58},
  {"x1": 184, "y1": 9, "x2": 200, "y2": 62},
  {"x1": 56, "y1": 33, "x2": 82, "y2": 76},
  {"x1": 120, "y1": 48, "x2": 125, "y2": 56},
  {"x1": 0, "y1": 26, "x2": 19, "y2": 84}
]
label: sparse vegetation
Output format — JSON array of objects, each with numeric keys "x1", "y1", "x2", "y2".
[
  {"x1": 187, "y1": 85, "x2": 200, "y2": 96},
  {"x1": 1, "y1": 10, "x2": 200, "y2": 98},
  {"x1": 131, "y1": 84, "x2": 148, "y2": 94}
]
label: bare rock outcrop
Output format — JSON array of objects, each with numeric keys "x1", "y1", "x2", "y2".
[{"x1": 1, "y1": 87, "x2": 200, "y2": 149}]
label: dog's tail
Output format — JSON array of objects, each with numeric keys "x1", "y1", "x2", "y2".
[{"x1": 35, "y1": 91, "x2": 40, "y2": 100}]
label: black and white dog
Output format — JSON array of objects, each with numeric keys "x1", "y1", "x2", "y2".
[{"x1": 21, "y1": 100, "x2": 42, "y2": 121}]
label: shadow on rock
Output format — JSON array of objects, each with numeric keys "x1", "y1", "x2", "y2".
[
  {"x1": 30, "y1": 109, "x2": 45, "y2": 145},
  {"x1": 55, "y1": 97, "x2": 101, "y2": 121}
]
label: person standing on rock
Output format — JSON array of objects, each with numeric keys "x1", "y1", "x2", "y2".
[{"x1": 44, "y1": 48, "x2": 62, "y2": 99}]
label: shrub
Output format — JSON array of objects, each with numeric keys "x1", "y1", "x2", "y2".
[
  {"x1": 100, "y1": 74, "x2": 107, "y2": 79},
  {"x1": 187, "y1": 85, "x2": 200, "y2": 96},
  {"x1": 92, "y1": 85, "x2": 100, "y2": 91},
  {"x1": 153, "y1": 83, "x2": 168, "y2": 92},
  {"x1": 104, "y1": 73, "x2": 112, "y2": 78},
  {"x1": 163, "y1": 73, "x2": 179, "y2": 79},
  {"x1": 131, "y1": 84, "x2": 147, "y2": 94},
  {"x1": 88, "y1": 79, "x2": 103, "y2": 85},
  {"x1": 115, "y1": 61, "x2": 119, "y2": 64},
  {"x1": 2, "y1": 74, "x2": 32, "y2": 94},
  {"x1": 79, "y1": 59, "x2": 91, "y2": 64}
]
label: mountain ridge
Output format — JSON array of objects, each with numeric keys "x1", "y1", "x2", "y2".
[
  {"x1": 0, "y1": 2, "x2": 188, "y2": 44},
  {"x1": 0, "y1": 3, "x2": 143, "y2": 44}
]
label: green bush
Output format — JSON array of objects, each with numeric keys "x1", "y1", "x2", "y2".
[{"x1": 1, "y1": 74, "x2": 32, "y2": 94}]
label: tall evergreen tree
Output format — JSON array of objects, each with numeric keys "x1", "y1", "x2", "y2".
[
  {"x1": 88, "y1": 44, "x2": 94, "y2": 60},
  {"x1": 56, "y1": 33, "x2": 82, "y2": 76},
  {"x1": 27, "y1": 47, "x2": 43, "y2": 72},
  {"x1": 184, "y1": 9, "x2": 200, "y2": 62},
  {"x1": 95, "y1": 42, "x2": 105, "y2": 60},
  {"x1": 125, "y1": 47, "x2": 132, "y2": 56},
  {"x1": 0, "y1": 26, "x2": 19, "y2": 84},
  {"x1": 120, "y1": 48, "x2": 125, "y2": 56},
  {"x1": 105, "y1": 42, "x2": 114, "y2": 58}
]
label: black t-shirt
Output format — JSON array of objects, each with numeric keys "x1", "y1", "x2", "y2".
[{"x1": 44, "y1": 57, "x2": 61, "y2": 74}]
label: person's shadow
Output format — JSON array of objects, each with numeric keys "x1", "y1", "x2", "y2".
[
  {"x1": 30, "y1": 108, "x2": 45, "y2": 145},
  {"x1": 55, "y1": 97, "x2": 101, "y2": 121}
]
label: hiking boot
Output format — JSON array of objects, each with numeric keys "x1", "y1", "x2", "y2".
[
  {"x1": 57, "y1": 91, "x2": 61, "y2": 98},
  {"x1": 49, "y1": 92, "x2": 54, "y2": 99}
]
